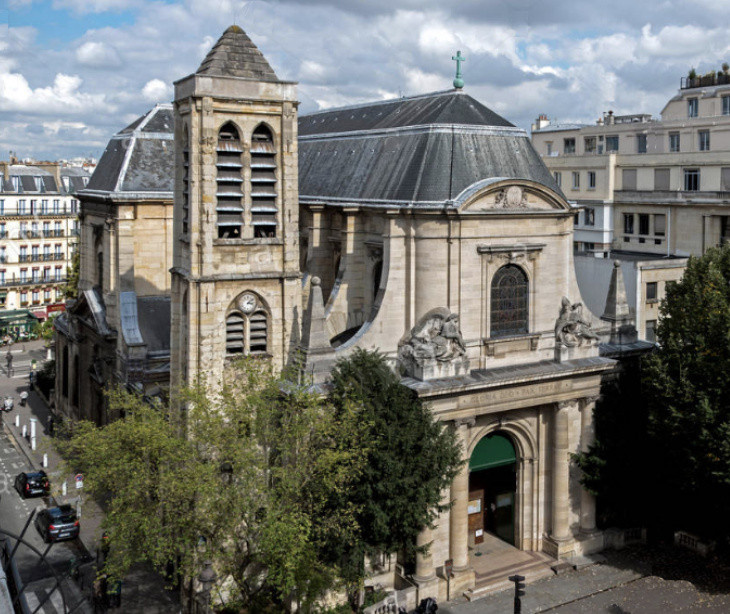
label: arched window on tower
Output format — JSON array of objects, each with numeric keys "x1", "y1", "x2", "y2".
[
  {"x1": 182, "y1": 126, "x2": 190, "y2": 234},
  {"x1": 490, "y1": 264, "x2": 529, "y2": 337},
  {"x1": 216, "y1": 123, "x2": 244, "y2": 239},
  {"x1": 225, "y1": 293, "x2": 269, "y2": 357},
  {"x1": 250, "y1": 125, "x2": 277, "y2": 238}
]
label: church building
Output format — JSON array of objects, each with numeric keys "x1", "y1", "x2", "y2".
[{"x1": 59, "y1": 26, "x2": 636, "y2": 602}]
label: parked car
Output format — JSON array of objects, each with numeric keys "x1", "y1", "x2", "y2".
[
  {"x1": 34, "y1": 505, "x2": 80, "y2": 543},
  {"x1": 14, "y1": 470, "x2": 50, "y2": 498}
]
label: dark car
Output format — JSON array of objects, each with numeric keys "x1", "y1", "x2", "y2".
[
  {"x1": 14, "y1": 470, "x2": 50, "y2": 498},
  {"x1": 34, "y1": 505, "x2": 80, "y2": 543}
]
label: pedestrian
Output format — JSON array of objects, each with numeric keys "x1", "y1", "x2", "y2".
[{"x1": 5, "y1": 350, "x2": 12, "y2": 377}]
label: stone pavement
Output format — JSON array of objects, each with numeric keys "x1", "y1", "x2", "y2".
[{"x1": 1, "y1": 344, "x2": 180, "y2": 613}]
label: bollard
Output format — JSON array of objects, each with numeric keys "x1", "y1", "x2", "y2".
[
  {"x1": 62, "y1": 481, "x2": 67, "y2": 496},
  {"x1": 21, "y1": 424, "x2": 27, "y2": 438},
  {"x1": 42, "y1": 453, "x2": 48, "y2": 468},
  {"x1": 31, "y1": 436, "x2": 36, "y2": 451},
  {"x1": 30, "y1": 417, "x2": 37, "y2": 439},
  {"x1": 14, "y1": 414, "x2": 19, "y2": 428}
]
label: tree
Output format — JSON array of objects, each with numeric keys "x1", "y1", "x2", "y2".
[
  {"x1": 326, "y1": 349, "x2": 462, "y2": 598},
  {"x1": 64, "y1": 249, "x2": 80, "y2": 299},
  {"x1": 641, "y1": 245, "x2": 730, "y2": 540},
  {"x1": 57, "y1": 359, "x2": 366, "y2": 612}
]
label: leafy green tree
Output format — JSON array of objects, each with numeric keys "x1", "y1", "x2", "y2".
[
  {"x1": 326, "y1": 349, "x2": 462, "y2": 599},
  {"x1": 642, "y1": 246, "x2": 730, "y2": 539},
  {"x1": 64, "y1": 249, "x2": 80, "y2": 299},
  {"x1": 58, "y1": 359, "x2": 366, "y2": 612}
]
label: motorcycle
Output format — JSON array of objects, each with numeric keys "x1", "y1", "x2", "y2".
[{"x1": 3, "y1": 396, "x2": 13, "y2": 412}]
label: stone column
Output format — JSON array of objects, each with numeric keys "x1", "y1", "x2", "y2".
[
  {"x1": 579, "y1": 396, "x2": 599, "y2": 533},
  {"x1": 551, "y1": 401, "x2": 572, "y2": 542},
  {"x1": 450, "y1": 420, "x2": 471, "y2": 570},
  {"x1": 413, "y1": 526, "x2": 435, "y2": 582}
]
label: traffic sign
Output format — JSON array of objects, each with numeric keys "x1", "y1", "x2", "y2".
[{"x1": 75, "y1": 473, "x2": 84, "y2": 489}]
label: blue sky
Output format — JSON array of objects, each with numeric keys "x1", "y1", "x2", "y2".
[{"x1": 1, "y1": 0, "x2": 729, "y2": 160}]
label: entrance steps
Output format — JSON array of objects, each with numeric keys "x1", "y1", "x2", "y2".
[{"x1": 464, "y1": 551, "x2": 555, "y2": 601}]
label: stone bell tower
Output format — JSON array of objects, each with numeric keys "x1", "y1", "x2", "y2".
[{"x1": 170, "y1": 26, "x2": 301, "y2": 394}]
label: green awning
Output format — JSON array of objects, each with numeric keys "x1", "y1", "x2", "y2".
[{"x1": 469, "y1": 433, "x2": 516, "y2": 471}]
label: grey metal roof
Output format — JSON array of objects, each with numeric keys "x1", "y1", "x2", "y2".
[
  {"x1": 196, "y1": 25, "x2": 279, "y2": 82},
  {"x1": 531, "y1": 122, "x2": 586, "y2": 133},
  {"x1": 298, "y1": 91, "x2": 563, "y2": 206},
  {"x1": 84, "y1": 104, "x2": 173, "y2": 200},
  {"x1": 120, "y1": 292, "x2": 171, "y2": 354}
]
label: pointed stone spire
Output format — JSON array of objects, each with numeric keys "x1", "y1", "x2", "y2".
[
  {"x1": 299, "y1": 277, "x2": 335, "y2": 383},
  {"x1": 196, "y1": 25, "x2": 279, "y2": 81},
  {"x1": 601, "y1": 260, "x2": 630, "y2": 322},
  {"x1": 601, "y1": 260, "x2": 637, "y2": 345}
]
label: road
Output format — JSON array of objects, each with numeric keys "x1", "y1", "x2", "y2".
[{"x1": 0, "y1": 341, "x2": 92, "y2": 612}]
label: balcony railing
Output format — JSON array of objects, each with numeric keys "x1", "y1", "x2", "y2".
[
  {"x1": 0, "y1": 277, "x2": 66, "y2": 288},
  {"x1": 681, "y1": 73, "x2": 730, "y2": 89}
]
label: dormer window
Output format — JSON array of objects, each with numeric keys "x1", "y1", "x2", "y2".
[
  {"x1": 250, "y1": 125, "x2": 277, "y2": 238},
  {"x1": 11, "y1": 176, "x2": 19, "y2": 192},
  {"x1": 216, "y1": 123, "x2": 244, "y2": 239}
]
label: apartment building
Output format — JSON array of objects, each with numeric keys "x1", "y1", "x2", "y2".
[
  {"x1": 531, "y1": 74, "x2": 730, "y2": 339},
  {"x1": 0, "y1": 161, "x2": 90, "y2": 319}
]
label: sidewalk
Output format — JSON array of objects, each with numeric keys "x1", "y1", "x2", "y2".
[{"x1": 3, "y1": 378, "x2": 180, "y2": 613}]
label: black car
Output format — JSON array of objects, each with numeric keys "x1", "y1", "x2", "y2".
[
  {"x1": 14, "y1": 470, "x2": 50, "y2": 498},
  {"x1": 34, "y1": 505, "x2": 80, "y2": 543}
]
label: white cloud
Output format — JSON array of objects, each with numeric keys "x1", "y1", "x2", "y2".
[
  {"x1": 75, "y1": 41, "x2": 123, "y2": 68},
  {"x1": 141, "y1": 78, "x2": 172, "y2": 102},
  {"x1": 52, "y1": 0, "x2": 141, "y2": 14},
  {"x1": 0, "y1": 71, "x2": 109, "y2": 115}
]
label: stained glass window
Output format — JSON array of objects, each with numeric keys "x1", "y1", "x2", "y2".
[{"x1": 490, "y1": 265, "x2": 529, "y2": 337}]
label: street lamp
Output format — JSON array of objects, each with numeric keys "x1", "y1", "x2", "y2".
[{"x1": 198, "y1": 560, "x2": 217, "y2": 614}]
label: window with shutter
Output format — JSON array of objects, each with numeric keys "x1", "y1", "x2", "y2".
[
  {"x1": 250, "y1": 125, "x2": 277, "y2": 238},
  {"x1": 216, "y1": 123, "x2": 244, "y2": 239}
]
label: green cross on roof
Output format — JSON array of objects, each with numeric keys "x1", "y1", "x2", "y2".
[{"x1": 452, "y1": 50, "x2": 466, "y2": 89}]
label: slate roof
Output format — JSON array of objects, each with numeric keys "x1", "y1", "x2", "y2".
[
  {"x1": 196, "y1": 25, "x2": 279, "y2": 82},
  {"x1": 298, "y1": 90, "x2": 564, "y2": 206},
  {"x1": 84, "y1": 104, "x2": 174, "y2": 200}
]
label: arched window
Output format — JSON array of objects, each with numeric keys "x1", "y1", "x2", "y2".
[
  {"x1": 73, "y1": 354, "x2": 80, "y2": 407},
  {"x1": 182, "y1": 126, "x2": 190, "y2": 234},
  {"x1": 250, "y1": 125, "x2": 277, "y2": 238},
  {"x1": 62, "y1": 345, "x2": 68, "y2": 397},
  {"x1": 216, "y1": 123, "x2": 244, "y2": 239},
  {"x1": 225, "y1": 293, "x2": 269, "y2": 357},
  {"x1": 490, "y1": 265, "x2": 529, "y2": 337}
]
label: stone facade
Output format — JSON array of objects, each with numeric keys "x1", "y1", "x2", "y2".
[{"x1": 60, "y1": 25, "x2": 643, "y2": 602}]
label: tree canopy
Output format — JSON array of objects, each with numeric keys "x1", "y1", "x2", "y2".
[
  {"x1": 576, "y1": 245, "x2": 730, "y2": 542},
  {"x1": 642, "y1": 245, "x2": 730, "y2": 539}
]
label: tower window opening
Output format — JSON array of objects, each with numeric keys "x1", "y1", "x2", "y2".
[
  {"x1": 182, "y1": 127, "x2": 190, "y2": 234},
  {"x1": 250, "y1": 125, "x2": 277, "y2": 238},
  {"x1": 216, "y1": 123, "x2": 244, "y2": 239}
]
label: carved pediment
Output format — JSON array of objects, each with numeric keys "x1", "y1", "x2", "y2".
[{"x1": 455, "y1": 179, "x2": 570, "y2": 213}]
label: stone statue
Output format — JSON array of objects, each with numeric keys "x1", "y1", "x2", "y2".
[
  {"x1": 399, "y1": 309, "x2": 469, "y2": 380},
  {"x1": 555, "y1": 297, "x2": 600, "y2": 347}
]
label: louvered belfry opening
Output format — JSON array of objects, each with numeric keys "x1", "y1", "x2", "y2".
[
  {"x1": 216, "y1": 123, "x2": 244, "y2": 238},
  {"x1": 226, "y1": 313, "x2": 245, "y2": 354},
  {"x1": 250, "y1": 125, "x2": 277, "y2": 238},
  {"x1": 249, "y1": 311, "x2": 268, "y2": 354},
  {"x1": 182, "y1": 127, "x2": 190, "y2": 234}
]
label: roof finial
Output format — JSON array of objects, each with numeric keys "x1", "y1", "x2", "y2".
[{"x1": 452, "y1": 50, "x2": 466, "y2": 89}]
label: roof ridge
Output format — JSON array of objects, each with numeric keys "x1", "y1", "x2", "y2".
[{"x1": 301, "y1": 89, "x2": 458, "y2": 117}]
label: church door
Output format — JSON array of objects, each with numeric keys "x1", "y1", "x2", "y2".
[{"x1": 468, "y1": 433, "x2": 517, "y2": 546}]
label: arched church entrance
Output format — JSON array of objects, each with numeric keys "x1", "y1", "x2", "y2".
[{"x1": 468, "y1": 432, "x2": 517, "y2": 546}]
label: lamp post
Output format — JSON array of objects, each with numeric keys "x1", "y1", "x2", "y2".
[{"x1": 198, "y1": 561, "x2": 217, "y2": 614}]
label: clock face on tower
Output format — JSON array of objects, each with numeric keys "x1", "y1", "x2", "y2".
[{"x1": 239, "y1": 293, "x2": 257, "y2": 313}]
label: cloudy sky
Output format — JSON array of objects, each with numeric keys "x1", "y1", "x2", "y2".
[{"x1": 1, "y1": 0, "x2": 729, "y2": 161}]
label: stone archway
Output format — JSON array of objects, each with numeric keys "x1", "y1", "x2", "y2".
[{"x1": 466, "y1": 421, "x2": 538, "y2": 551}]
